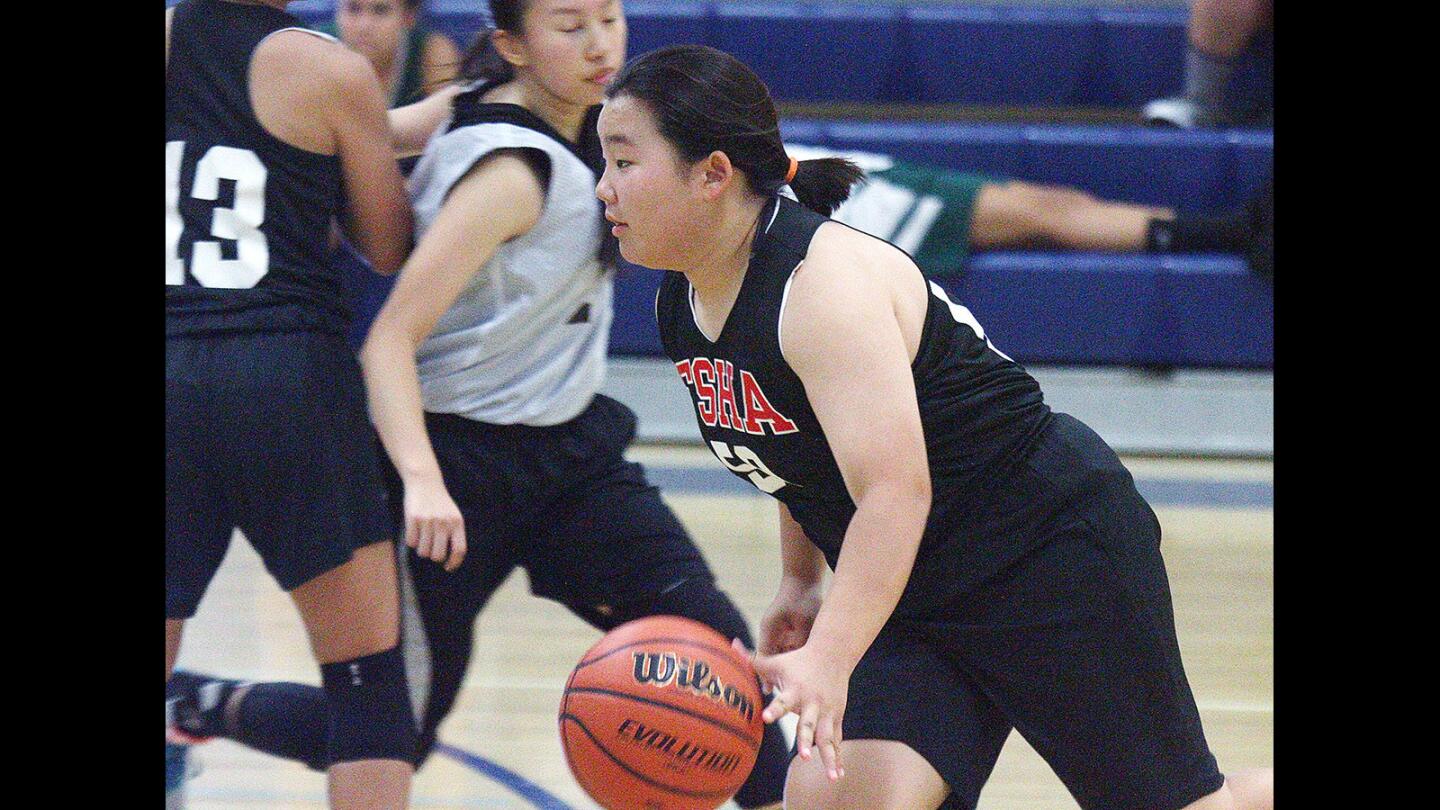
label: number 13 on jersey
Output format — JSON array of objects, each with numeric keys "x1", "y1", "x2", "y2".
[{"x1": 167, "y1": 141, "x2": 270, "y2": 289}]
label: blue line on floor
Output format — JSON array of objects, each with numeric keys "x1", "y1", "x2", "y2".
[
  {"x1": 643, "y1": 465, "x2": 1272, "y2": 508},
  {"x1": 433, "y1": 742, "x2": 576, "y2": 810}
]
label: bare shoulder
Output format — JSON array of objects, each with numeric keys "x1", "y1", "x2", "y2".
[
  {"x1": 783, "y1": 224, "x2": 890, "y2": 346},
  {"x1": 782, "y1": 220, "x2": 927, "y2": 363},
  {"x1": 252, "y1": 28, "x2": 372, "y2": 95},
  {"x1": 810, "y1": 221, "x2": 915, "y2": 276},
  {"x1": 250, "y1": 30, "x2": 382, "y2": 153},
  {"x1": 447, "y1": 149, "x2": 547, "y2": 234},
  {"x1": 794, "y1": 221, "x2": 917, "y2": 300}
]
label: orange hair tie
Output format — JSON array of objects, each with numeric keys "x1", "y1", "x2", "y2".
[{"x1": 784, "y1": 156, "x2": 798, "y2": 184}]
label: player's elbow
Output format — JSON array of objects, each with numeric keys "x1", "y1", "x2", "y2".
[
  {"x1": 361, "y1": 228, "x2": 411, "y2": 277},
  {"x1": 367, "y1": 248, "x2": 407, "y2": 277},
  {"x1": 859, "y1": 469, "x2": 931, "y2": 525}
]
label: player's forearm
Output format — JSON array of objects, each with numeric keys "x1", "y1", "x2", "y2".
[
  {"x1": 778, "y1": 503, "x2": 827, "y2": 585},
  {"x1": 804, "y1": 484, "x2": 929, "y2": 670},
  {"x1": 388, "y1": 84, "x2": 459, "y2": 158},
  {"x1": 359, "y1": 327, "x2": 445, "y2": 484}
]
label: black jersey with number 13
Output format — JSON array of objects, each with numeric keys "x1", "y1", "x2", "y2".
[{"x1": 166, "y1": 0, "x2": 349, "y2": 337}]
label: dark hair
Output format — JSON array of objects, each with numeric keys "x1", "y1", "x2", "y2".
[
  {"x1": 605, "y1": 45, "x2": 863, "y2": 217},
  {"x1": 459, "y1": 1, "x2": 525, "y2": 86}
]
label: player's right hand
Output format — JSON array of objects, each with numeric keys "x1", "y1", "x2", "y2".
[
  {"x1": 402, "y1": 477, "x2": 467, "y2": 571},
  {"x1": 759, "y1": 577, "x2": 824, "y2": 658}
]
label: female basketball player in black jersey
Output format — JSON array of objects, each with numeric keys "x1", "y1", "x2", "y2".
[
  {"x1": 166, "y1": 1, "x2": 421, "y2": 807},
  {"x1": 596, "y1": 45, "x2": 1274, "y2": 810}
]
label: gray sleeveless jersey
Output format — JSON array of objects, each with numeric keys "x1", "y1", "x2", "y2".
[{"x1": 406, "y1": 114, "x2": 612, "y2": 426}]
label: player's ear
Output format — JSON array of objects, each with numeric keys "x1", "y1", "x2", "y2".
[
  {"x1": 699, "y1": 151, "x2": 735, "y2": 199},
  {"x1": 491, "y1": 27, "x2": 528, "y2": 69}
]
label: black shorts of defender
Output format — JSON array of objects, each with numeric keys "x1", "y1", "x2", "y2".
[
  {"x1": 837, "y1": 414, "x2": 1225, "y2": 810},
  {"x1": 166, "y1": 331, "x2": 392, "y2": 619},
  {"x1": 388, "y1": 394, "x2": 725, "y2": 754},
  {"x1": 386, "y1": 395, "x2": 791, "y2": 806}
]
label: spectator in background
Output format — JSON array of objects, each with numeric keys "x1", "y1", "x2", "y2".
[
  {"x1": 1144, "y1": 0, "x2": 1274, "y2": 128},
  {"x1": 324, "y1": 0, "x2": 460, "y2": 107},
  {"x1": 785, "y1": 143, "x2": 1274, "y2": 279}
]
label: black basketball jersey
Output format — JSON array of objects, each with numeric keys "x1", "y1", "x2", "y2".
[
  {"x1": 166, "y1": 0, "x2": 349, "y2": 337},
  {"x1": 656, "y1": 196, "x2": 1052, "y2": 572}
]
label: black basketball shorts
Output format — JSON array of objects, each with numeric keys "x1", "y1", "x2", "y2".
[
  {"x1": 406, "y1": 394, "x2": 716, "y2": 617},
  {"x1": 838, "y1": 414, "x2": 1225, "y2": 810},
  {"x1": 166, "y1": 331, "x2": 392, "y2": 619}
]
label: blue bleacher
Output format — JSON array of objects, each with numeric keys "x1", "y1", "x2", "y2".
[
  {"x1": 276, "y1": 1, "x2": 1268, "y2": 109},
  {"x1": 784, "y1": 120, "x2": 1272, "y2": 212},
  {"x1": 609, "y1": 254, "x2": 1272, "y2": 369}
]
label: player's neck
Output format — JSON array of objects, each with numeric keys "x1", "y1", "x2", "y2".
[
  {"x1": 681, "y1": 194, "x2": 770, "y2": 300},
  {"x1": 502, "y1": 76, "x2": 590, "y2": 145}
]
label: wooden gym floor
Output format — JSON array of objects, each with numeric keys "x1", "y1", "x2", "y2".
[{"x1": 171, "y1": 445, "x2": 1273, "y2": 809}]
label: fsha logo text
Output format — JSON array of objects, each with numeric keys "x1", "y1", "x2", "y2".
[{"x1": 674, "y1": 359, "x2": 798, "y2": 437}]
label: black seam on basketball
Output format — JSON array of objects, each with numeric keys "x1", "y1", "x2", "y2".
[
  {"x1": 562, "y1": 686, "x2": 759, "y2": 748},
  {"x1": 559, "y1": 713, "x2": 738, "y2": 800},
  {"x1": 576, "y1": 636, "x2": 745, "y2": 671}
]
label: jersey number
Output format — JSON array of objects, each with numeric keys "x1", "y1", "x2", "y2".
[
  {"x1": 166, "y1": 141, "x2": 270, "y2": 288},
  {"x1": 710, "y1": 441, "x2": 789, "y2": 494}
]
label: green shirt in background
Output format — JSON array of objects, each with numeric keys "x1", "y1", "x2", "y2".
[
  {"x1": 787, "y1": 144, "x2": 996, "y2": 276},
  {"x1": 314, "y1": 22, "x2": 431, "y2": 109}
]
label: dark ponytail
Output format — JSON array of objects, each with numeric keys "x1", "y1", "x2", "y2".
[
  {"x1": 605, "y1": 45, "x2": 863, "y2": 217},
  {"x1": 458, "y1": 1, "x2": 526, "y2": 86},
  {"x1": 787, "y1": 158, "x2": 866, "y2": 217}
]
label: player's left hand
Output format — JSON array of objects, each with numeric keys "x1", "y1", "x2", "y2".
[{"x1": 736, "y1": 638, "x2": 849, "y2": 782}]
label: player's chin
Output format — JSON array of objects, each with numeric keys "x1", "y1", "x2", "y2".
[
  {"x1": 564, "y1": 80, "x2": 607, "y2": 108},
  {"x1": 616, "y1": 236, "x2": 647, "y2": 266}
]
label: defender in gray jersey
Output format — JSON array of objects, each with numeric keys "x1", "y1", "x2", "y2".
[{"x1": 165, "y1": 2, "x2": 790, "y2": 805}]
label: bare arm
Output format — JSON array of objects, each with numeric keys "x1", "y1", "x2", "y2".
[
  {"x1": 777, "y1": 502, "x2": 826, "y2": 586},
  {"x1": 757, "y1": 502, "x2": 829, "y2": 657},
  {"x1": 780, "y1": 231, "x2": 932, "y2": 674},
  {"x1": 165, "y1": 7, "x2": 174, "y2": 70},
  {"x1": 389, "y1": 84, "x2": 462, "y2": 158},
  {"x1": 747, "y1": 227, "x2": 932, "y2": 777},
  {"x1": 327, "y1": 48, "x2": 413, "y2": 275},
  {"x1": 359, "y1": 152, "x2": 543, "y2": 536}
]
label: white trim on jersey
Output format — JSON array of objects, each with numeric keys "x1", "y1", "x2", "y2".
[
  {"x1": 928, "y1": 280, "x2": 1015, "y2": 363},
  {"x1": 688, "y1": 284, "x2": 721, "y2": 344},
  {"x1": 765, "y1": 196, "x2": 784, "y2": 233},
  {"x1": 262, "y1": 26, "x2": 338, "y2": 44},
  {"x1": 776, "y1": 260, "x2": 805, "y2": 358}
]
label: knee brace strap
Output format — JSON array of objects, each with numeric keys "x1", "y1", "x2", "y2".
[{"x1": 320, "y1": 646, "x2": 417, "y2": 765}]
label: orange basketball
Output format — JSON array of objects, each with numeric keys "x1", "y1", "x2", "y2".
[{"x1": 559, "y1": 615, "x2": 765, "y2": 810}]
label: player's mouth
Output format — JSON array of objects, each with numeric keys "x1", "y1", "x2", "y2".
[
  {"x1": 607, "y1": 208, "x2": 630, "y2": 234},
  {"x1": 605, "y1": 211, "x2": 628, "y2": 236},
  {"x1": 587, "y1": 68, "x2": 617, "y2": 86}
]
